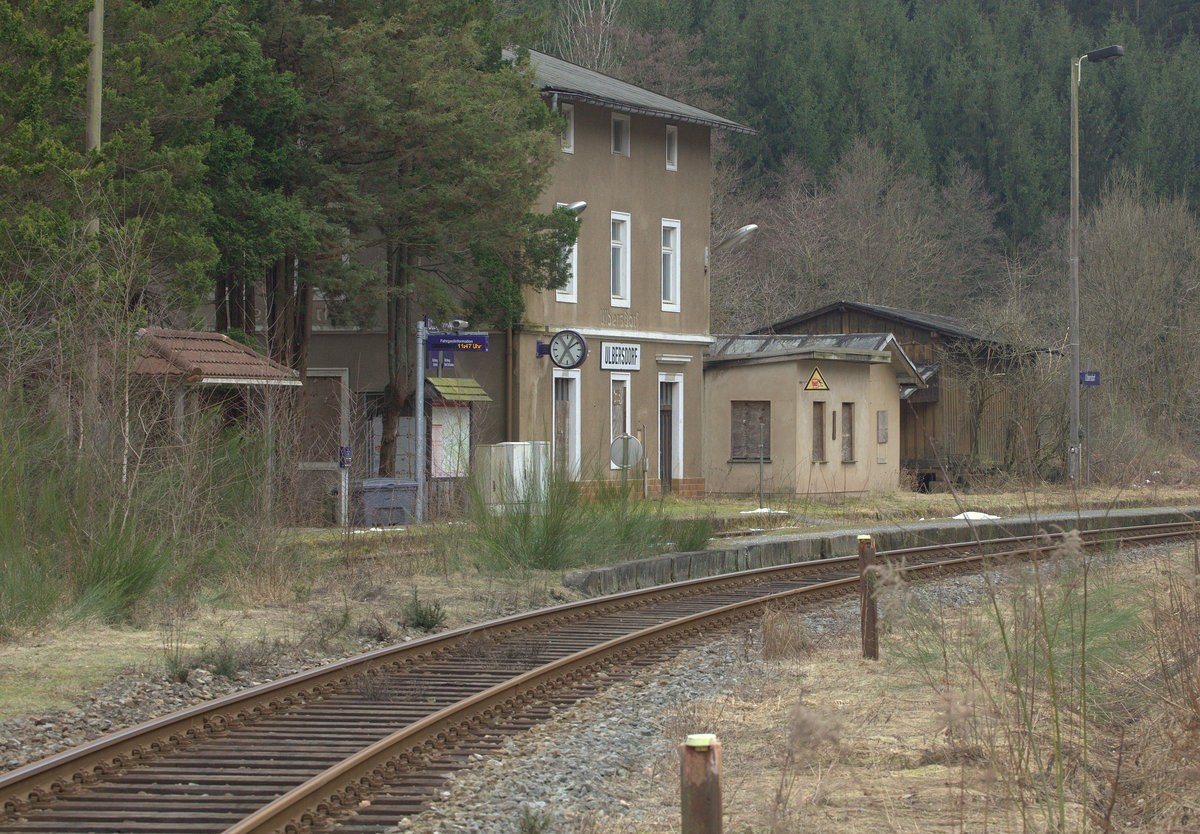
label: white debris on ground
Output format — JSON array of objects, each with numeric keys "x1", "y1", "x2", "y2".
[{"x1": 951, "y1": 510, "x2": 1002, "y2": 520}]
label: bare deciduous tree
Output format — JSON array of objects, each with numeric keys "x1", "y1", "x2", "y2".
[
  {"x1": 548, "y1": 0, "x2": 624, "y2": 73},
  {"x1": 710, "y1": 141, "x2": 1004, "y2": 334}
]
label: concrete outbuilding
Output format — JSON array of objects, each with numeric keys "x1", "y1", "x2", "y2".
[{"x1": 703, "y1": 334, "x2": 922, "y2": 497}]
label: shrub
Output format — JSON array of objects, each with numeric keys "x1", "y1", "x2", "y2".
[{"x1": 401, "y1": 590, "x2": 446, "y2": 632}]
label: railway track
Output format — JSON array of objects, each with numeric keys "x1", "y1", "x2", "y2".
[{"x1": 1, "y1": 519, "x2": 1195, "y2": 834}]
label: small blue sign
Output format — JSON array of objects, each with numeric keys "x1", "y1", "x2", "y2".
[
  {"x1": 338, "y1": 446, "x2": 352, "y2": 468},
  {"x1": 1080, "y1": 371, "x2": 1100, "y2": 386},
  {"x1": 428, "y1": 333, "x2": 489, "y2": 352},
  {"x1": 429, "y1": 350, "x2": 455, "y2": 370}
]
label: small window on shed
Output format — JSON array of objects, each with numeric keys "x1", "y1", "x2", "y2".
[
  {"x1": 876, "y1": 410, "x2": 888, "y2": 445},
  {"x1": 731, "y1": 401, "x2": 770, "y2": 461}
]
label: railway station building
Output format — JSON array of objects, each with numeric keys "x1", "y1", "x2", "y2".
[
  {"x1": 757, "y1": 301, "x2": 1041, "y2": 490},
  {"x1": 302, "y1": 49, "x2": 755, "y2": 506}
]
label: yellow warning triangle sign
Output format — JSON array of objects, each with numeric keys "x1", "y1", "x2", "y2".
[{"x1": 805, "y1": 367, "x2": 829, "y2": 391}]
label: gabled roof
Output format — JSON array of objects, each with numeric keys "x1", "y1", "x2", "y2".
[
  {"x1": 509, "y1": 48, "x2": 755, "y2": 135},
  {"x1": 761, "y1": 301, "x2": 996, "y2": 343},
  {"x1": 706, "y1": 333, "x2": 924, "y2": 386},
  {"x1": 134, "y1": 329, "x2": 301, "y2": 387},
  {"x1": 427, "y1": 377, "x2": 492, "y2": 402}
]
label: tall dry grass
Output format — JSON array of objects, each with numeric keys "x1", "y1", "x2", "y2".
[{"x1": 883, "y1": 532, "x2": 1200, "y2": 831}]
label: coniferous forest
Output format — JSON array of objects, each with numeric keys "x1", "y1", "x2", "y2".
[{"x1": 4, "y1": 0, "x2": 1200, "y2": 496}]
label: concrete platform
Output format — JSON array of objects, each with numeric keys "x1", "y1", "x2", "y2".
[{"x1": 562, "y1": 505, "x2": 1200, "y2": 597}]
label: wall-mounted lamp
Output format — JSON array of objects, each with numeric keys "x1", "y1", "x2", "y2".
[
  {"x1": 706, "y1": 223, "x2": 759, "y2": 270},
  {"x1": 565, "y1": 201, "x2": 588, "y2": 216}
]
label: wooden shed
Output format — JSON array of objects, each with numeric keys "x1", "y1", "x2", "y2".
[{"x1": 759, "y1": 302, "x2": 1038, "y2": 489}]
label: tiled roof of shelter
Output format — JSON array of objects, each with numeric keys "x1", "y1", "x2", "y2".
[
  {"x1": 134, "y1": 329, "x2": 301, "y2": 386},
  {"x1": 427, "y1": 377, "x2": 492, "y2": 402},
  {"x1": 707, "y1": 333, "x2": 924, "y2": 386},
  {"x1": 508, "y1": 48, "x2": 755, "y2": 134}
]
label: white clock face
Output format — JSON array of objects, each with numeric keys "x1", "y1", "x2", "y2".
[{"x1": 549, "y1": 330, "x2": 587, "y2": 368}]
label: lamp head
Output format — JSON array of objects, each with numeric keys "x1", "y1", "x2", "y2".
[
  {"x1": 1085, "y1": 45, "x2": 1123, "y2": 62},
  {"x1": 565, "y1": 201, "x2": 587, "y2": 216},
  {"x1": 712, "y1": 223, "x2": 759, "y2": 252}
]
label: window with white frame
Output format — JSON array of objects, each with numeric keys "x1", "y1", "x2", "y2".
[
  {"x1": 661, "y1": 219, "x2": 680, "y2": 312},
  {"x1": 555, "y1": 201, "x2": 578, "y2": 303},
  {"x1": 610, "y1": 211, "x2": 630, "y2": 307},
  {"x1": 561, "y1": 104, "x2": 574, "y2": 154},
  {"x1": 609, "y1": 373, "x2": 631, "y2": 469},
  {"x1": 611, "y1": 113, "x2": 630, "y2": 156},
  {"x1": 665, "y1": 125, "x2": 678, "y2": 170}
]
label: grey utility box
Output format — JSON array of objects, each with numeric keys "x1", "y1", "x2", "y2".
[{"x1": 351, "y1": 478, "x2": 418, "y2": 526}]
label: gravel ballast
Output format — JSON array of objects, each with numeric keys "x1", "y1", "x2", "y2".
[{"x1": 0, "y1": 541, "x2": 1175, "y2": 833}]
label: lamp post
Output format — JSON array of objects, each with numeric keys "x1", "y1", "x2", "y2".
[{"x1": 1068, "y1": 44, "x2": 1122, "y2": 482}]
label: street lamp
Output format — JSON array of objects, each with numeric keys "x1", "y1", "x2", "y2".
[
  {"x1": 706, "y1": 223, "x2": 759, "y2": 272},
  {"x1": 1068, "y1": 44, "x2": 1122, "y2": 482}
]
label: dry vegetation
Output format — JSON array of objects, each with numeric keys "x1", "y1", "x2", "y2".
[{"x1": 566, "y1": 541, "x2": 1200, "y2": 833}]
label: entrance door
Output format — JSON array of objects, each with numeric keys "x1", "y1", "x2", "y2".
[{"x1": 659, "y1": 380, "x2": 675, "y2": 494}]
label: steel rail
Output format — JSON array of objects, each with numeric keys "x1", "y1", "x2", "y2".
[
  {"x1": 0, "y1": 519, "x2": 1195, "y2": 832},
  {"x1": 225, "y1": 543, "x2": 1073, "y2": 834}
]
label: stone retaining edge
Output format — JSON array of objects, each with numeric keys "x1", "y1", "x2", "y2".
[{"x1": 562, "y1": 506, "x2": 1200, "y2": 597}]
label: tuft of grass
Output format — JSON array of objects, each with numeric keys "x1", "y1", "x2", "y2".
[
  {"x1": 468, "y1": 463, "x2": 714, "y2": 572},
  {"x1": 517, "y1": 804, "x2": 551, "y2": 834},
  {"x1": 760, "y1": 607, "x2": 813, "y2": 660},
  {"x1": 401, "y1": 589, "x2": 446, "y2": 633}
]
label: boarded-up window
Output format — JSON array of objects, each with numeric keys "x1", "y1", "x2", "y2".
[
  {"x1": 731, "y1": 401, "x2": 770, "y2": 461},
  {"x1": 812, "y1": 401, "x2": 826, "y2": 462},
  {"x1": 876, "y1": 410, "x2": 888, "y2": 445},
  {"x1": 611, "y1": 376, "x2": 629, "y2": 440},
  {"x1": 841, "y1": 402, "x2": 855, "y2": 462}
]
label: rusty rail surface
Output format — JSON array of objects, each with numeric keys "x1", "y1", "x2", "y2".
[{"x1": 0, "y1": 519, "x2": 1194, "y2": 833}]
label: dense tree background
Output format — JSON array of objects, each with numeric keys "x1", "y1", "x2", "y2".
[
  {"x1": 5, "y1": 0, "x2": 1200, "y2": 480},
  {"x1": 507, "y1": 0, "x2": 1200, "y2": 477}
]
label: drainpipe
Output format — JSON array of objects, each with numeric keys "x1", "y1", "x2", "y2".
[{"x1": 506, "y1": 327, "x2": 514, "y2": 442}]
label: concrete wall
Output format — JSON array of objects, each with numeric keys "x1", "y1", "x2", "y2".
[{"x1": 563, "y1": 506, "x2": 1200, "y2": 596}]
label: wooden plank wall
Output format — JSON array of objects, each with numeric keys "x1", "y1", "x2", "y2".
[{"x1": 779, "y1": 309, "x2": 1029, "y2": 480}]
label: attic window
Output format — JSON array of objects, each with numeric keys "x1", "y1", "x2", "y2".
[
  {"x1": 612, "y1": 113, "x2": 630, "y2": 157},
  {"x1": 665, "y1": 125, "x2": 678, "y2": 170}
]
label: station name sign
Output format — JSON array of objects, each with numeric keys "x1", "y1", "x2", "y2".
[
  {"x1": 601, "y1": 342, "x2": 640, "y2": 370},
  {"x1": 428, "y1": 333, "x2": 489, "y2": 352}
]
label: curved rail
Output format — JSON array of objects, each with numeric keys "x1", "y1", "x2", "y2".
[{"x1": 0, "y1": 519, "x2": 1194, "y2": 833}]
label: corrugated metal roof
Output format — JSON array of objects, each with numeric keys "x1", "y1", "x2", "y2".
[
  {"x1": 761, "y1": 301, "x2": 996, "y2": 343},
  {"x1": 706, "y1": 333, "x2": 924, "y2": 386},
  {"x1": 509, "y1": 48, "x2": 755, "y2": 135},
  {"x1": 134, "y1": 329, "x2": 301, "y2": 387},
  {"x1": 427, "y1": 377, "x2": 492, "y2": 402}
]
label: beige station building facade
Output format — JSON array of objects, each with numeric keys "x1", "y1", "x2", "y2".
[{"x1": 498, "y1": 50, "x2": 754, "y2": 495}]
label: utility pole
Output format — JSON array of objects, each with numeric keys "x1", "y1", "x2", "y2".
[{"x1": 86, "y1": 0, "x2": 103, "y2": 236}]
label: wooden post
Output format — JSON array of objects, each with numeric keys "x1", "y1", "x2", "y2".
[
  {"x1": 858, "y1": 534, "x2": 878, "y2": 660},
  {"x1": 681, "y1": 734, "x2": 722, "y2": 834}
]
